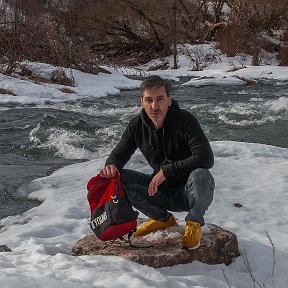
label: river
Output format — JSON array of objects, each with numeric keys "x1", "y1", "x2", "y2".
[{"x1": 0, "y1": 81, "x2": 287, "y2": 219}]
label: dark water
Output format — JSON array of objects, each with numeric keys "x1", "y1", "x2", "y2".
[{"x1": 0, "y1": 81, "x2": 287, "y2": 219}]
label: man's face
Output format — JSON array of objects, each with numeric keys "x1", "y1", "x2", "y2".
[{"x1": 141, "y1": 86, "x2": 172, "y2": 129}]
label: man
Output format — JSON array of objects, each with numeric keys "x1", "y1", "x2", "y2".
[{"x1": 99, "y1": 75, "x2": 215, "y2": 249}]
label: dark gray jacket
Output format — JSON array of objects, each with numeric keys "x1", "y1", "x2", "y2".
[{"x1": 106, "y1": 99, "x2": 214, "y2": 187}]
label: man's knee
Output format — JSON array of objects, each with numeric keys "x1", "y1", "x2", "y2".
[
  {"x1": 187, "y1": 168, "x2": 215, "y2": 190},
  {"x1": 185, "y1": 168, "x2": 215, "y2": 205}
]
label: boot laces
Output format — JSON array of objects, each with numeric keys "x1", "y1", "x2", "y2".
[
  {"x1": 186, "y1": 224, "x2": 194, "y2": 236},
  {"x1": 186, "y1": 222, "x2": 198, "y2": 238}
]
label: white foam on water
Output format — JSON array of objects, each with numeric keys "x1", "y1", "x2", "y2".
[
  {"x1": 0, "y1": 106, "x2": 10, "y2": 112},
  {"x1": 249, "y1": 97, "x2": 264, "y2": 102},
  {"x1": 218, "y1": 114, "x2": 276, "y2": 126},
  {"x1": 96, "y1": 125, "x2": 123, "y2": 138},
  {"x1": 209, "y1": 95, "x2": 288, "y2": 126},
  {"x1": 38, "y1": 128, "x2": 95, "y2": 160},
  {"x1": 189, "y1": 104, "x2": 210, "y2": 110},
  {"x1": 235, "y1": 90, "x2": 260, "y2": 95},
  {"x1": 26, "y1": 112, "x2": 128, "y2": 161},
  {"x1": 29, "y1": 123, "x2": 42, "y2": 145},
  {"x1": 37, "y1": 103, "x2": 140, "y2": 118},
  {"x1": 265, "y1": 96, "x2": 288, "y2": 116},
  {"x1": 190, "y1": 102, "x2": 270, "y2": 126}
]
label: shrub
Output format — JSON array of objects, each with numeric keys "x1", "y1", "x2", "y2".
[
  {"x1": 0, "y1": 88, "x2": 16, "y2": 96},
  {"x1": 278, "y1": 45, "x2": 288, "y2": 66}
]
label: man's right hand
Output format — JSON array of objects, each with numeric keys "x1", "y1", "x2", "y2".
[{"x1": 99, "y1": 165, "x2": 119, "y2": 178}]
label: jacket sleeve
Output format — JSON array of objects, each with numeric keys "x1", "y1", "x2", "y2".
[
  {"x1": 162, "y1": 114, "x2": 214, "y2": 178},
  {"x1": 105, "y1": 120, "x2": 137, "y2": 171}
]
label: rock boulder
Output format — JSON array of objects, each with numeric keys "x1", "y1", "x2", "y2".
[
  {"x1": 71, "y1": 222, "x2": 240, "y2": 268},
  {"x1": 0, "y1": 245, "x2": 12, "y2": 252}
]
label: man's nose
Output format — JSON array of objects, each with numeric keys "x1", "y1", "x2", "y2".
[{"x1": 151, "y1": 101, "x2": 158, "y2": 109}]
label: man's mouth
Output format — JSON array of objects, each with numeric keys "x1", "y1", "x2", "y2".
[{"x1": 151, "y1": 109, "x2": 160, "y2": 115}]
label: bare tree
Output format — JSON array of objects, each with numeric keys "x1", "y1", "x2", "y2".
[
  {"x1": 1, "y1": 0, "x2": 288, "y2": 69},
  {"x1": 214, "y1": 0, "x2": 288, "y2": 64}
]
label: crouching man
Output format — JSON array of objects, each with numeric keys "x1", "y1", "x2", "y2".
[{"x1": 99, "y1": 75, "x2": 215, "y2": 249}]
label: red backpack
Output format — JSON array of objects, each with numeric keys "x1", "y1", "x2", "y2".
[{"x1": 87, "y1": 174, "x2": 138, "y2": 241}]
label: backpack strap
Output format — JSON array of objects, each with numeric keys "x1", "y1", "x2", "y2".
[
  {"x1": 127, "y1": 230, "x2": 154, "y2": 248},
  {"x1": 113, "y1": 176, "x2": 119, "y2": 197},
  {"x1": 110, "y1": 230, "x2": 154, "y2": 249}
]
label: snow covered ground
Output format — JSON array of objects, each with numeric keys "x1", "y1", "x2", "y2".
[
  {"x1": 0, "y1": 142, "x2": 287, "y2": 288},
  {"x1": 0, "y1": 45, "x2": 288, "y2": 287},
  {"x1": 1, "y1": 43, "x2": 288, "y2": 106},
  {"x1": 0, "y1": 64, "x2": 140, "y2": 105}
]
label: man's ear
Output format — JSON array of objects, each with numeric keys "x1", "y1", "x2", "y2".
[
  {"x1": 169, "y1": 96, "x2": 173, "y2": 106},
  {"x1": 140, "y1": 97, "x2": 144, "y2": 108}
]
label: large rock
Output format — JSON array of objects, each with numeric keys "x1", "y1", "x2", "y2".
[
  {"x1": 71, "y1": 222, "x2": 240, "y2": 268},
  {"x1": 0, "y1": 245, "x2": 12, "y2": 252}
]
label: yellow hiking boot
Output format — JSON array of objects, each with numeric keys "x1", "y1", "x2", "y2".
[
  {"x1": 180, "y1": 220, "x2": 201, "y2": 249},
  {"x1": 134, "y1": 214, "x2": 176, "y2": 236}
]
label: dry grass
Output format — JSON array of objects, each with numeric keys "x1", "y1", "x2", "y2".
[
  {"x1": 30, "y1": 76, "x2": 53, "y2": 84},
  {"x1": 21, "y1": 68, "x2": 75, "y2": 87},
  {"x1": 58, "y1": 87, "x2": 76, "y2": 94},
  {"x1": 0, "y1": 87, "x2": 16, "y2": 96},
  {"x1": 222, "y1": 231, "x2": 276, "y2": 288}
]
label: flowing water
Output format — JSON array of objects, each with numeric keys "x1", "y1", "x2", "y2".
[{"x1": 0, "y1": 80, "x2": 287, "y2": 219}]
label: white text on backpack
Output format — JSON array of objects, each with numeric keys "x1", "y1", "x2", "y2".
[{"x1": 91, "y1": 212, "x2": 107, "y2": 229}]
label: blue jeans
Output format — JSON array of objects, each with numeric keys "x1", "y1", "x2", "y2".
[{"x1": 120, "y1": 168, "x2": 215, "y2": 226}]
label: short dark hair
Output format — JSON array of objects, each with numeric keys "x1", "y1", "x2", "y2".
[{"x1": 140, "y1": 75, "x2": 171, "y2": 97}]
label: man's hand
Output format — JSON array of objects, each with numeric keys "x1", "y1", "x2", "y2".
[
  {"x1": 148, "y1": 169, "x2": 166, "y2": 196},
  {"x1": 99, "y1": 165, "x2": 119, "y2": 178}
]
